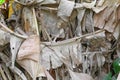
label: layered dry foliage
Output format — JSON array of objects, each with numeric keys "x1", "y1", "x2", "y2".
[{"x1": 0, "y1": 0, "x2": 120, "y2": 80}]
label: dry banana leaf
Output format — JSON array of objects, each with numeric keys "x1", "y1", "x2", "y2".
[
  {"x1": 41, "y1": 38, "x2": 81, "y2": 70},
  {"x1": 0, "y1": 0, "x2": 120, "y2": 80},
  {"x1": 40, "y1": 10, "x2": 65, "y2": 39},
  {"x1": 57, "y1": 0, "x2": 75, "y2": 21},
  {"x1": 69, "y1": 69, "x2": 94, "y2": 80},
  {"x1": 22, "y1": 7, "x2": 39, "y2": 34},
  {"x1": 94, "y1": 0, "x2": 120, "y2": 32},
  {"x1": 17, "y1": 35, "x2": 45, "y2": 79}
]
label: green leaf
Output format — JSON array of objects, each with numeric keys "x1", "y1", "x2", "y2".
[
  {"x1": 103, "y1": 72, "x2": 112, "y2": 80},
  {"x1": 113, "y1": 58, "x2": 120, "y2": 74},
  {"x1": 0, "y1": 0, "x2": 5, "y2": 5}
]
